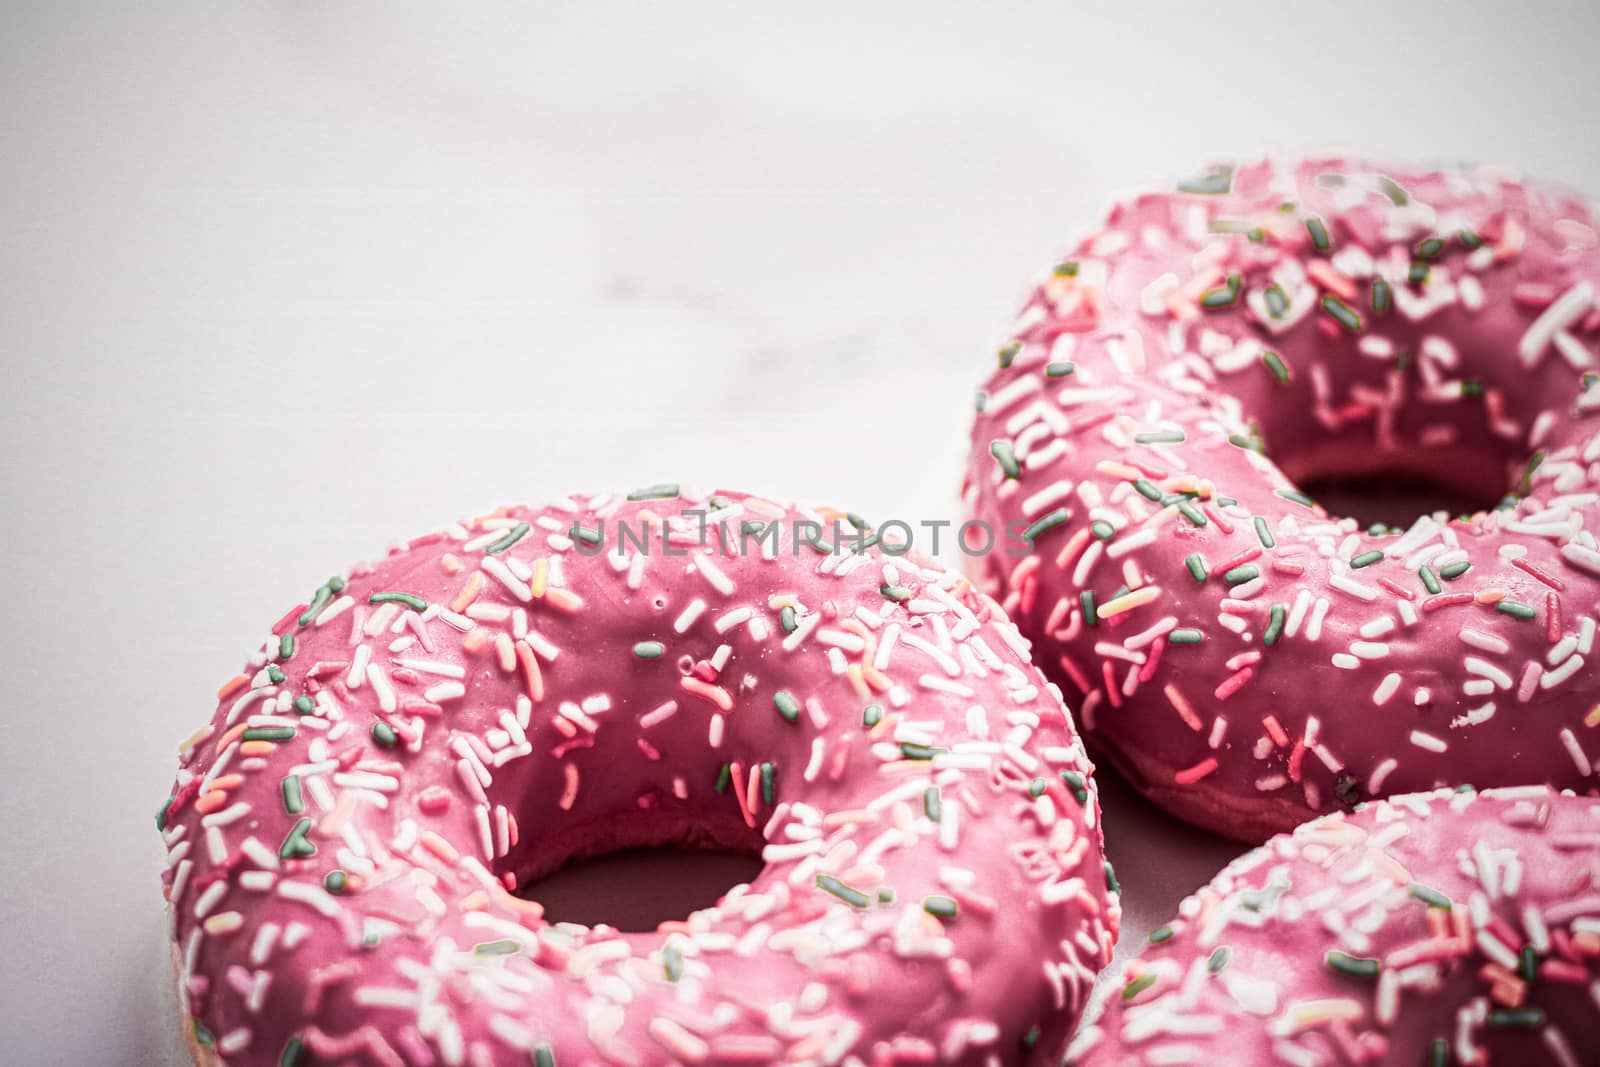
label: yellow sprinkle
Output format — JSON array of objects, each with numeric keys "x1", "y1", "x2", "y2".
[
  {"x1": 528, "y1": 558, "x2": 549, "y2": 599},
  {"x1": 203, "y1": 911, "x2": 244, "y2": 935},
  {"x1": 1585, "y1": 705, "x2": 1600, "y2": 728},
  {"x1": 1285, "y1": 998, "x2": 1363, "y2": 1032},
  {"x1": 1094, "y1": 460, "x2": 1144, "y2": 481},
  {"x1": 1097, "y1": 586, "x2": 1162, "y2": 619}
]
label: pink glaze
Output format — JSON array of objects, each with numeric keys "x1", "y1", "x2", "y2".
[
  {"x1": 158, "y1": 489, "x2": 1118, "y2": 1067},
  {"x1": 1068, "y1": 786, "x2": 1600, "y2": 1066},
  {"x1": 964, "y1": 157, "x2": 1600, "y2": 843}
]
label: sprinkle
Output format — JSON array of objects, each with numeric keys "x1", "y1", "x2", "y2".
[
  {"x1": 1306, "y1": 217, "x2": 1331, "y2": 251},
  {"x1": 1253, "y1": 517, "x2": 1275, "y2": 548},
  {"x1": 1185, "y1": 554, "x2": 1207, "y2": 582},
  {"x1": 633, "y1": 641, "x2": 665, "y2": 659},
  {"x1": 1410, "y1": 883, "x2": 1451, "y2": 908},
  {"x1": 484, "y1": 521, "x2": 531, "y2": 555},
  {"x1": 1320, "y1": 294, "x2": 1363, "y2": 331},
  {"x1": 923, "y1": 895, "x2": 959, "y2": 918},
  {"x1": 368, "y1": 591, "x2": 427, "y2": 612},
  {"x1": 1021, "y1": 508, "x2": 1071, "y2": 543},
  {"x1": 1122, "y1": 974, "x2": 1156, "y2": 999},
  {"x1": 626, "y1": 483, "x2": 680, "y2": 501},
  {"x1": 1350, "y1": 550, "x2": 1383, "y2": 569},
  {"x1": 1169, "y1": 628, "x2": 1204, "y2": 645},
  {"x1": 1325, "y1": 950, "x2": 1380, "y2": 978},
  {"x1": 1263, "y1": 604, "x2": 1286, "y2": 646},
  {"x1": 990, "y1": 440, "x2": 1020, "y2": 479},
  {"x1": 774, "y1": 691, "x2": 801, "y2": 722},
  {"x1": 816, "y1": 874, "x2": 871, "y2": 908},
  {"x1": 1496, "y1": 600, "x2": 1536, "y2": 620}
]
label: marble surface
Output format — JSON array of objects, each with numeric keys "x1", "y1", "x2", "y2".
[{"x1": 3, "y1": 2, "x2": 1599, "y2": 1063}]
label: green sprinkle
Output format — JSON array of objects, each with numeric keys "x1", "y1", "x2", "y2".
[
  {"x1": 1185, "y1": 554, "x2": 1207, "y2": 582},
  {"x1": 1061, "y1": 770, "x2": 1089, "y2": 804},
  {"x1": 1178, "y1": 169, "x2": 1232, "y2": 195},
  {"x1": 974, "y1": 390, "x2": 988, "y2": 412},
  {"x1": 760, "y1": 761, "x2": 776, "y2": 805},
  {"x1": 1090, "y1": 519, "x2": 1116, "y2": 541},
  {"x1": 1275, "y1": 488, "x2": 1315, "y2": 508},
  {"x1": 780, "y1": 605, "x2": 798, "y2": 633},
  {"x1": 633, "y1": 641, "x2": 665, "y2": 659},
  {"x1": 997, "y1": 341, "x2": 1020, "y2": 368},
  {"x1": 193, "y1": 1022, "x2": 213, "y2": 1047},
  {"x1": 923, "y1": 895, "x2": 959, "y2": 918},
  {"x1": 1419, "y1": 565, "x2": 1442, "y2": 594},
  {"x1": 1134, "y1": 429, "x2": 1186, "y2": 444},
  {"x1": 1263, "y1": 604, "x2": 1286, "y2": 646},
  {"x1": 1022, "y1": 508, "x2": 1071, "y2": 543},
  {"x1": 1429, "y1": 1039, "x2": 1448, "y2": 1067},
  {"x1": 880, "y1": 583, "x2": 913, "y2": 602},
  {"x1": 714, "y1": 763, "x2": 731, "y2": 793},
  {"x1": 1028, "y1": 776, "x2": 1047, "y2": 798},
  {"x1": 242, "y1": 726, "x2": 294, "y2": 742},
  {"x1": 1052, "y1": 260, "x2": 1080, "y2": 277},
  {"x1": 279, "y1": 634, "x2": 295, "y2": 660},
  {"x1": 292, "y1": 695, "x2": 315, "y2": 715},
  {"x1": 1200, "y1": 274, "x2": 1242, "y2": 308},
  {"x1": 296, "y1": 579, "x2": 336, "y2": 627},
  {"x1": 1305, "y1": 216, "x2": 1331, "y2": 251},
  {"x1": 662, "y1": 945, "x2": 684, "y2": 982},
  {"x1": 1416, "y1": 236, "x2": 1445, "y2": 259},
  {"x1": 878, "y1": 888, "x2": 895, "y2": 904},
  {"x1": 1371, "y1": 277, "x2": 1392, "y2": 315},
  {"x1": 368, "y1": 591, "x2": 427, "y2": 612},
  {"x1": 1461, "y1": 379, "x2": 1484, "y2": 398},
  {"x1": 1409, "y1": 261, "x2": 1431, "y2": 285},
  {"x1": 1149, "y1": 924, "x2": 1175, "y2": 943},
  {"x1": 626, "y1": 483, "x2": 680, "y2": 501},
  {"x1": 1169, "y1": 628, "x2": 1204, "y2": 645},
  {"x1": 899, "y1": 742, "x2": 939, "y2": 761},
  {"x1": 1264, "y1": 284, "x2": 1290, "y2": 319},
  {"x1": 1252, "y1": 516, "x2": 1275, "y2": 548},
  {"x1": 1497, "y1": 599, "x2": 1536, "y2": 619},
  {"x1": 1081, "y1": 590, "x2": 1098, "y2": 627},
  {"x1": 1133, "y1": 478, "x2": 1163, "y2": 501},
  {"x1": 1122, "y1": 973, "x2": 1156, "y2": 999},
  {"x1": 816, "y1": 874, "x2": 871, "y2": 908},
  {"x1": 1410, "y1": 883, "x2": 1452, "y2": 908},
  {"x1": 1350, "y1": 550, "x2": 1384, "y2": 569},
  {"x1": 1261, "y1": 349, "x2": 1292, "y2": 384},
  {"x1": 1520, "y1": 944, "x2": 1538, "y2": 983},
  {"x1": 1320, "y1": 294, "x2": 1363, "y2": 331},
  {"x1": 484, "y1": 521, "x2": 531, "y2": 554},
  {"x1": 280, "y1": 1034, "x2": 305, "y2": 1067},
  {"x1": 924, "y1": 786, "x2": 942, "y2": 822},
  {"x1": 1176, "y1": 500, "x2": 1208, "y2": 527},
  {"x1": 324, "y1": 870, "x2": 349, "y2": 894},
  {"x1": 1489, "y1": 1008, "x2": 1545, "y2": 1028},
  {"x1": 266, "y1": 665, "x2": 286, "y2": 684},
  {"x1": 774, "y1": 690, "x2": 801, "y2": 722},
  {"x1": 1104, "y1": 859, "x2": 1121, "y2": 894},
  {"x1": 1207, "y1": 946, "x2": 1231, "y2": 973},
  {"x1": 1022, "y1": 1026, "x2": 1041, "y2": 1049},
  {"x1": 281, "y1": 775, "x2": 304, "y2": 815},
  {"x1": 1439, "y1": 560, "x2": 1471, "y2": 580},
  {"x1": 1223, "y1": 563, "x2": 1259, "y2": 585},
  {"x1": 1459, "y1": 229, "x2": 1483, "y2": 250},
  {"x1": 1326, "y1": 950, "x2": 1380, "y2": 977},
  {"x1": 1520, "y1": 451, "x2": 1546, "y2": 494},
  {"x1": 371, "y1": 722, "x2": 398, "y2": 748},
  {"x1": 155, "y1": 796, "x2": 175, "y2": 832},
  {"x1": 535, "y1": 1043, "x2": 557, "y2": 1067},
  {"x1": 1046, "y1": 361, "x2": 1076, "y2": 377},
  {"x1": 278, "y1": 817, "x2": 316, "y2": 859},
  {"x1": 1378, "y1": 176, "x2": 1409, "y2": 205},
  {"x1": 568, "y1": 525, "x2": 602, "y2": 547},
  {"x1": 863, "y1": 703, "x2": 883, "y2": 728}
]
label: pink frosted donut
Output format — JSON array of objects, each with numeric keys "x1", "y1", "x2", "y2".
[
  {"x1": 157, "y1": 488, "x2": 1118, "y2": 1067},
  {"x1": 963, "y1": 157, "x2": 1600, "y2": 843},
  {"x1": 1066, "y1": 786, "x2": 1600, "y2": 1066}
]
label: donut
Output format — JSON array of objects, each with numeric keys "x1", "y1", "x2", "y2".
[
  {"x1": 1066, "y1": 785, "x2": 1600, "y2": 1066},
  {"x1": 156, "y1": 488, "x2": 1119, "y2": 1067},
  {"x1": 963, "y1": 156, "x2": 1600, "y2": 843}
]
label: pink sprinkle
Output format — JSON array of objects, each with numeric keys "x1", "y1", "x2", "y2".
[
  {"x1": 1174, "y1": 757, "x2": 1219, "y2": 785},
  {"x1": 1214, "y1": 667, "x2": 1253, "y2": 700}
]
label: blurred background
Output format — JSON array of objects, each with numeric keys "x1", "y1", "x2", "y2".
[{"x1": 2, "y1": 3, "x2": 1598, "y2": 1062}]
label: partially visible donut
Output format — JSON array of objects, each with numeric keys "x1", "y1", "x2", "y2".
[
  {"x1": 1067, "y1": 786, "x2": 1600, "y2": 1066},
  {"x1": 157, "y1": 488, "x2": 1118, "y2": 1067},
  {"x1": 964, "y1": 156, "x2": 1600, "y2": 842}
]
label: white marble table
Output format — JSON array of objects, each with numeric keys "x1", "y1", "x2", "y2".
[{"x1": 2, "y1": 3, "x2": 1597, "y2": 1062}]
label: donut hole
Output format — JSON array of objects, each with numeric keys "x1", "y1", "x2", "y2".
[
  {"x1": 498, "y1": 811, "x2": 765, "y2": 932},
  {"x1": 1277, "y1": 443, "x2": 1513, "y2": 530}
]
